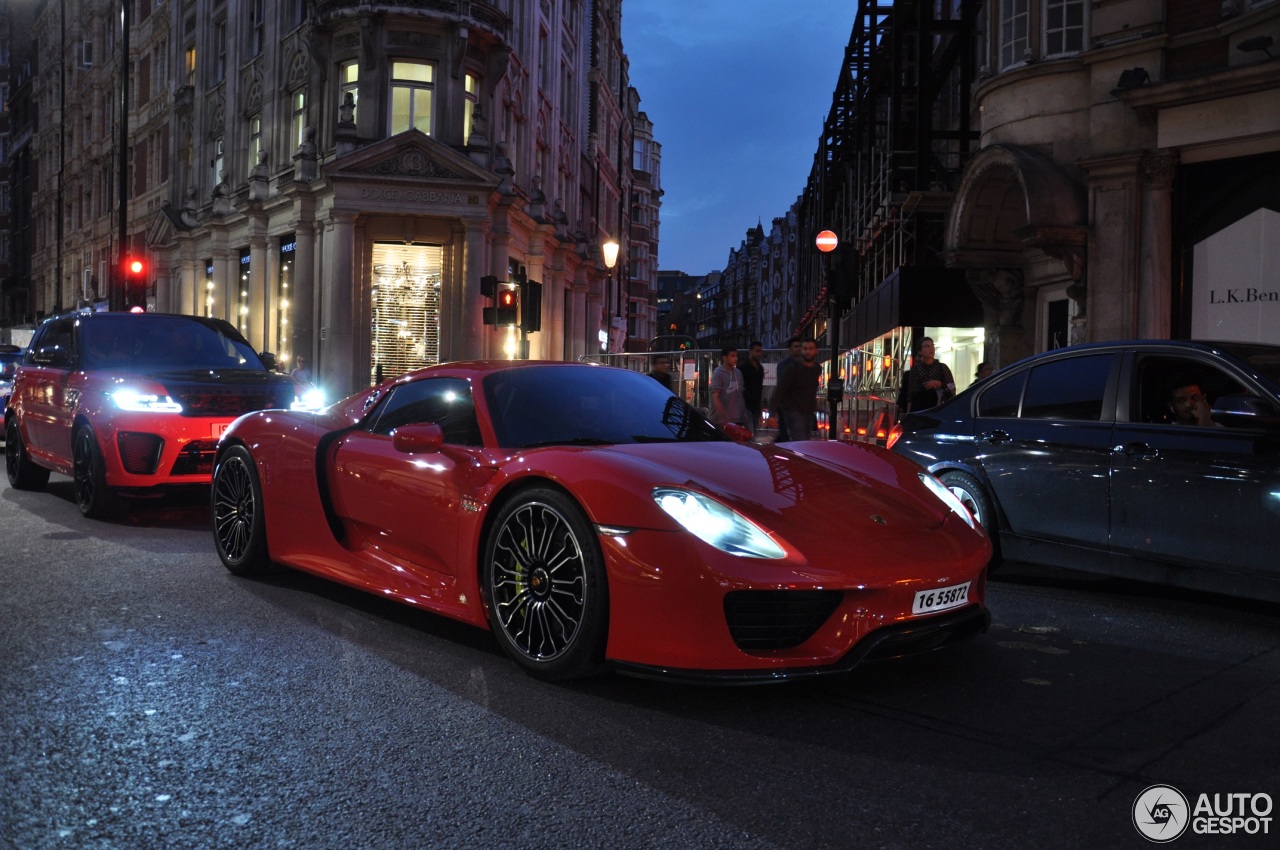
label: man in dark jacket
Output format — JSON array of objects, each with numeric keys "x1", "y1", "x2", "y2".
[
  {"x1": 774, "y1": 338, "x2": 820, "y2": 441},
  {"x1": 738, "y1": 341, "x2": 765, "y2": 434}
]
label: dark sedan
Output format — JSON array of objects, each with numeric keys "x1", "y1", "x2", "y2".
[{"x1": 888, "y1": 340, "x2": 1280, "y2": 603}]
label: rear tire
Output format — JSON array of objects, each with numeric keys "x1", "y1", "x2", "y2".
[
  {"x1": 483, "y1": 487, "x2": 609, "y2": 680},
  {"x1": 73, "y1": 426, "x2": 118, "y2": 519},
  {"x1": 938, "y1": 470, "x2": 1002, "y2": 570},
  {"x1": 6, "y1": 419, "x2": 51, "y2": 491},
  {"x1": 211, "y1": 446, "x2": 272, "y2": 576}
]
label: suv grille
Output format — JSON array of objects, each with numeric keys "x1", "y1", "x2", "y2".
[
  {"x1": 723, "y1": 590, "x2": 843, "y2": 651},
  {"x1": 174, "y1": 386, "x2": 289, "y2": 417}
]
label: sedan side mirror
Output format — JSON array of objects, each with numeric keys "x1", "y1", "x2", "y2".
[
  {"x1": 391, "y1": 422, "x2": 445, "y2": 454},
  {"x1": 1211, "y1": 394, "x2": 1280, "y2": 429}
]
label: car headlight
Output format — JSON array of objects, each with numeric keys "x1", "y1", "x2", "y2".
[
  {"x1": 652, "y1": 487, "x2": 785, "y2": 559},
  {"x1": 918, "y1": 472, "x2": 976, "y2": 529},
  {"x1": 290, "y1": 386, "x2": 326, "y2": 412},
  {"x1": 111, "y1": 389, "x2": 184, "y2": 413}
]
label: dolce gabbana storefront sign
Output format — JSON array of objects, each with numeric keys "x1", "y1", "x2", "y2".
[
  {"x1": 359, "y1": 187, "x2": 471, "y2": 205},
  {"x1": 1191, "y1": 208, "x2": 1280, "y2": 345}
]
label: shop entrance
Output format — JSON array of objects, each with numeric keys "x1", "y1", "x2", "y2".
[{"x1": 370, "y1": 243, "x2": 443, "y2": 385}]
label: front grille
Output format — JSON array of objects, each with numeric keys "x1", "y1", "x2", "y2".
[
  {"x1": 117, "y1": 432, "x2": 164, "y2": 475},
  {"x1": 177, "y1": 389, "x2": 281, "y2": 417},
  {"x1": 724, "y1": 590, "x2": 843, "y2": 651},
  {"x1": 170, "y1": 440, "x2": 218, "y2": 476}
]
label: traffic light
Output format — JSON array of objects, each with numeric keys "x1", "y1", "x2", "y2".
[
  {"x1": 494, "y1": 285, "x2": 519, "y2": 326},
  {"x1": 122, "y1": 255, "x2": 148, "y2": 311},
  {"x1": 520, "y1": 278, "x2": 542, "y2": 333}
]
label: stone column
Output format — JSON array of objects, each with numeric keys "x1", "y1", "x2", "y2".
[
  {"x1": 461, "y1": 219, "x2": 489, "y2": 360},
  {"x1": 249, "y1": 223, "x2": 269, "y2": 352},
  {"x1": 1139, "y1": 150, "x2": 1177, "y2": 339},
  {"x1": 321, "y1": 211, "x2": 356, "y2": 396}
]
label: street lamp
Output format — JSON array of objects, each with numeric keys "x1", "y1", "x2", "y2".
[
  {"x1": 602, "y1": 239, "x2": 620, "y2": 352},
  {"x1": 816, "y1": 230, "x2": 841, "y2": 441}
]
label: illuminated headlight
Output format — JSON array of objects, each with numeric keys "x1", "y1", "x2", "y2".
[
  {"x1": 653, "y1": 487, "x2": 785, "y2": 559},
  {"x1": 290, "y1": 387, "x2": 326, "y2": 412},
  {"x1": 919, "y1": 472, "x2": 976, "y2": 529},
  {"x1": 111, "y1": 389, "x2": 183, "y2": 413}
]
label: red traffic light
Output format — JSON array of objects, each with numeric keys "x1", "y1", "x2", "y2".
[
  {"x1": 128, "y1": 259, "x2": 144, "y2": 275},
  {"x1": 498, "y1": 290, "x2": 516, "y2": 307}
]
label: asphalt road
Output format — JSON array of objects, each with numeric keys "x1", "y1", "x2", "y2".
[{"x1": 2, "y1": 473, "x2": 1278, "y2": 849}]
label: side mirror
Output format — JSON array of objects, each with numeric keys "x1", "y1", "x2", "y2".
[
  {"x1": 721, "y1": 422, "x2": 753, "y2": 442},
  {"x1": 391, "y1": 422, "x2": 445, "y2": 454},
  {"x1": 32, "y1": 345, "x2": 72, "y2": 368},
  {"x1": 1211, "y1": 394, "x2": 1280, "y2": 428}
]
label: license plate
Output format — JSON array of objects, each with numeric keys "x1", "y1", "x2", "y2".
[
  {"x1": 911, "y1": 581, "x2": 971, "y2": 615},
  {"x1": 213, "y1": 422, "x2": 231, "y2": 439}
]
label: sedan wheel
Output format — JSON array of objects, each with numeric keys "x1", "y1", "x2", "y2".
[
  {"x1": 211, "y1": 446, "x2": 272, "y2": 576},
  {"x1": 938, "y1": 470, "x2": 1002, "y2": 569},
  {"x1": 6, "y1": 419, "x2": 50, "y2": 491},
  {"x1": 73, "y1": 427, "x2": 117, "y2": 519},
  {"x1": 484, "y1": 488, "x2": 608, "y2": 680}
]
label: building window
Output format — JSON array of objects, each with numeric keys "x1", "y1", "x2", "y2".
[
  {"x1": 390, "y1": 61, "x2": 435, "y2": 136},
  {"x1": 184, "y1": 46, "x2": 196, "y2": 87},
  {"x1": 339, "y1": 61, "x2": 359, "y2": 123},
  {"x1": 248, "y1": 0, "x2": 265, "y2": 57},
  {"x1": 210, "y1": 136, "x2": 224, "y2": 188},
  {"x1": 463, "y1": 72, "x2": 479, "y2": 145},
  {"x1": 213, "y1": 19, "x2": 227, "y2": 83},
  {"x1": 290, "y1": 89, "x2": 308, "y2": 150},
  {"x1": 1044, "y1": 0, "x2": 1086, "y2": 57},
  {"x1": 248, "y1": 114, "x2": 261, "y2": 174},
  {"x1": 284, "y1": 0, "x2": 307, "y2": 31},
  {"x1": 999, "y1": 0, "x2": 1029, "y2": 69}
]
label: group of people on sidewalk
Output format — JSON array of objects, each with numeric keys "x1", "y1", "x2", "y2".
[{"x1": 706, "y1": 337, "x2": 822, "y2": 442}]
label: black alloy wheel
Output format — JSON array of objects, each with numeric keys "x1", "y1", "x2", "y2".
[
  {"x1": 483, "y1": 487, "x2": 609, "y2": 680},
  {"x1": 73, "y1": 427, "x2": 117, "y2": 519},
  {"x1": 211, "y1": 445, "x2": 271, "y2": 576},
  {"x1": 6, "y1": 419, "x2": 51, "y2": 491}
]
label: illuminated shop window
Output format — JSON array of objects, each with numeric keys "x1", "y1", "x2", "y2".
[
  {"x1": 204, "y1": 259, "x2": 214, "y2": 318},
  {"x1": 277, "y1": 237, "x2": 296, "y2": 366},
  {"x1": 370, "y1": 242, "x2": 442, "y2": 385},
  {"x1": 237, "y1": 248, "x2": 251, "y2": 337}
]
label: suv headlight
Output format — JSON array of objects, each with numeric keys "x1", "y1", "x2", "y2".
[
  {"x1": 110, "y1": 389, "x2": 184, "y2": 413},
  {"x1": 290, "y1": 386, "x2": 326, "y2": 412},
  {"x1": 653, "y1": 487, "x2": 785, "y2": 559}
]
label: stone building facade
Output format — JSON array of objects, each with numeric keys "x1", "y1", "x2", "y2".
[{"x1": 10, "y1": 0, "x2": 656, "y2": 395}]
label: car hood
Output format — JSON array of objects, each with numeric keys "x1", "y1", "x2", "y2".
[{"x1": 594, "y1": 441, "x2": 979, "y2": 572}]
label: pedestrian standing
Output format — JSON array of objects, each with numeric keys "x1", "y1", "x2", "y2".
[
  {"x1": 896, "y1": 336, "x2": 955, "y2": 416},
  {"x1": 773, "y1": 336, "x2": 803, "y2": 440},
  {"x1": 775, "y1": 338, "x2": 821, "y2": 441},
  {"x1": 739, "y1": 341, "x2": 765, "y2": 435},
  {"x1": 709, "y1": 345, "x2": 749, "y2": 428},
  {"x1": 647, "y1": 354, "x2": 675, "y2": 393}
]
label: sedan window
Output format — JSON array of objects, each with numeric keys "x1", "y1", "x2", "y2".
[
  {"x1": 1021, "y1": 354, "x2": 1114, "y2": 421},
  {"x1": 976, "y1": 371, "x2": 1026, "y2": 418}
]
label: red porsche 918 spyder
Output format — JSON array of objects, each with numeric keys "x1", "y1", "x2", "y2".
[{"x1": 211, "y1": 361, "x2": 992, "y2": 682}]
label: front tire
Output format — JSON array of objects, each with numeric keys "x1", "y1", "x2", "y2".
[
  {"x1": 939, "y1": 469, "x2": 1002, "y2": 570},
  {"x1": 211, "y1": 445, "x2": 272, "y2": 576},
  {"x1": 73, "y1": 426, "x2": 118, "y2": 519},
  {"x1": 483, "y1": 488, "x2": 609, "y2": 680},
  {"x1": 6, "y1": 419, "x2": 51, "y2": 491}
]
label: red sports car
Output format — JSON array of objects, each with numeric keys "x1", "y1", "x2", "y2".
[{"x1": 211, "y1": 361, "x2": 992, "y2": 682}]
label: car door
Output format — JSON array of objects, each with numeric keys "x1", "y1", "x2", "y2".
[
  {"x1": 329, "y1": 377, "x2": 482, "y2": 576},
  {"x1": 972, "y1": 352, "x2": 1118, "y2": 548},
  {"x1": 20, "y1": 318, "x2": 79, "y2": 464},
  {"x1": 1109, "y1": 351, "x2": 1280, "y2": 575}
]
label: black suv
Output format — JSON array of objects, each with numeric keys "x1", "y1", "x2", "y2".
[{"x1": 888, "y1": 340, "x2": 1280, "y2": 603}]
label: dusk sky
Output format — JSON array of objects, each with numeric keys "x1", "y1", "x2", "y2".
[{"x1": 622, "y1": 0, "x2": 856, "y2": 276}]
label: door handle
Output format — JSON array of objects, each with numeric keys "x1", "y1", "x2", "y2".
[
  {"x1": 1115, "y1": 441, "x2": 1158, "y2": 459},
  {"x1": 979, "y1": 430, "x2": 1011, "y2": 445}
]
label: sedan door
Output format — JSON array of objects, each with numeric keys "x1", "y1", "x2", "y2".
[
  {"x1": 1109, "y1": 352, "x2": 1280, "y2": 577},
  {"x1": 971, "y1": 352, "x2": 1118, "y2": 549},
  {"x1": 329, "y1": 377, "x2": 482, "y2": 577}
]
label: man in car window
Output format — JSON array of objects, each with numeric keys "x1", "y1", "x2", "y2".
[{"x1": 1167, "y1": 374, "x2": 1220, "y2": 427}]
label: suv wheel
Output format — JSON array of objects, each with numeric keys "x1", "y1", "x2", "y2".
[
  {"x1": 73, "y1": 427, "x2": 118, "y2": 519},
  {"x1": 6, "y1": 419, "x2": 51, "y2": 490}
]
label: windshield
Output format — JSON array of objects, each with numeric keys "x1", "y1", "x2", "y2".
[
  {"x1": 1215, "y1": 342, "x2": 1280, "y2": 389},
  {"x1": 80, "y1": 315, "x2": 263, "y2": 372},
  {"x1": 483, "y1": 364, "x2": 727, "y2": 449}
]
